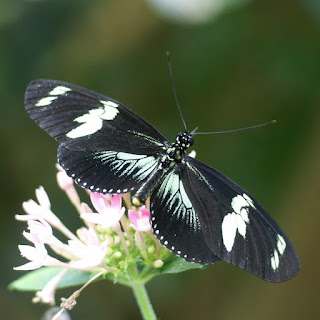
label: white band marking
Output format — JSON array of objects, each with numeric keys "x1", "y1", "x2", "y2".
[
  {"x1": 36, "y1": 96, "x2": 57, "y2": 106},
  {"x1": 66, "y1": 100, "x2": 119, "y2": 138},
  {"x1": 222, "y1": 193, "x2": 255, "y2": 252},
  {"x1": 271, "y1": 249, "x2": 280, "y2": 271},
  {"x1": 49, "y1": 86, "x2": 71, "y2": 96}
]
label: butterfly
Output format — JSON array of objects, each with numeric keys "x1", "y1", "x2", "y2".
[{"x1": 25, "y1": 79, "x2": 300, "y2": 282}]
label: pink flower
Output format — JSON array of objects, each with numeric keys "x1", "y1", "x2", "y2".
[
  {"x1": 81, "y1": 193, "x2": 125, "y2": 230},
  {"x1": 128, "y1": 206, "x2": 152, "y2": 232}
]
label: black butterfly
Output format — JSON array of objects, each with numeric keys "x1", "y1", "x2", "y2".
[{"x1": 25, "y1": 79, "x2": 300, "y2": 282}]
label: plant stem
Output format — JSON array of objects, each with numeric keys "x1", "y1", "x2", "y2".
[{"x1": 132, "y1": 282, "x2": 157, "y2": 320}]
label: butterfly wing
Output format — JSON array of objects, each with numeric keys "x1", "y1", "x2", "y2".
[
  {"x1": 150, "y1": 168, "x2": 220, "y2": 265},
  {"x1": 183, "y1": 156, "x2": 300, "y2": 282},
  {"x1": 25, "y1": 79, "x2": 168, "y2": 193},
  {"x1": 151, "y1": 156, "x2": 300, "y2": 282}
]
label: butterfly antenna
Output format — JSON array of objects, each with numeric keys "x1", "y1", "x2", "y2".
[
  {"x1": 194, "y1": 120, "x2": 276, "y2": 135},
  {"x1": 166, "y1": 51, "x2": 187, "y2": 131}
]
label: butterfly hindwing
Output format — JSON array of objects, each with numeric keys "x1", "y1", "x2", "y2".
[
  {"x1": 58, "y1": 145, "x2": 159, "y2": 194},
  {"x1": 150, "y1": 168, "x2": 220, "y2": 264},
  {"x1": 180, "y1": 156, "x2": 300, "y2": 282}
]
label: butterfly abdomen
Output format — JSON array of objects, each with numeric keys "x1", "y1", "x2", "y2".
[{"x1": 132, "y1": 166, "x2": 169, "y2": 206}]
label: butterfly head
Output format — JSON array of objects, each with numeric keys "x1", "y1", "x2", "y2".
[{"x1": 175, "y1": 132, "x2": 194, "y2": 151}]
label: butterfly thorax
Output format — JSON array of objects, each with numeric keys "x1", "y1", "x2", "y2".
[{"x1": 132, "y1": 132, "x2": 193, "y2": 206}]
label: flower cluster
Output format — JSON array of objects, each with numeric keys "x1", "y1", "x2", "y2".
[{"x1": 14, "y1": 165, "x2": 169, "y2": 310}]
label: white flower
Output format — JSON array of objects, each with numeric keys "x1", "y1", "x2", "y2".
[
  {"x1": 68, "y1": 228, "x2": 108, "y2": 269},
  {"x1": 32, "y1": 269, "x2": 68, "y2": 306},
  {"x1": 36, "y1": 185, "x2": 51, "y2": 209},
  {"x1": 18, "y1": 186, "x2": 62, "y2": 228},
  {"x1": 14, "y1": 234, "x2": 66, "y2": 271},
  {"x1": 27, "y1": 219, "x2": 54, "y2": 244},
  {"x1": 56, "y1": 164, "x2": 81, "y2": 209}
]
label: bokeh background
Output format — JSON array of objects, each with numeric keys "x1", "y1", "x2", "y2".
[{"x1": 1, "y1": 0, "x2": 319, "y2": 319}]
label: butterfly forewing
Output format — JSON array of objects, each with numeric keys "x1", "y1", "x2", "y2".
[
  {"x1": 25, "y1": 79, "x2": 168, "y2": 193},
  {"x1": 25, "y1": 79, "x2": 169, "y2": 153},
  {"x1": 181, "y1": 156, "x2": 300, "y2": 282}
]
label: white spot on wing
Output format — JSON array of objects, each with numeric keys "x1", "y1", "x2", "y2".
[
  {"x1": 222, "y1": 193, "x2": 255, "y2": 251},
  {"x1": 222, "y1": 213, "x2": 238, "y2": 252},
  {"x1": 101, "y1": 100, "x2": 118, "y2": 108},
  {"x1": 270, "y1": 235, "x2": 286, "y2": 272},
  {"x1": 277, "y1": 234, "x2": 286, "y2": 255},
  {"x1": 36, "y1": 86, "x2": 71, "y2": 106},
  {"x1": 36, "y1": 96, "x2": 57, "y2": 106},
  {"x1": 49, "y1": 86, "x2": 71, "y2": 95},
  {"x1": 99, "y1": 100, "x2": 119, "y2": 120},
  {"x1": 231, "y1": 194, "x2": 251, "y2": 221},
  {"x1": 243, "y1": 193, "x2": 256, "y2": 208},
  {"x1": 66, "y1": 110, "x2": 104, "y2": 138},
  {"x1": 271, "y1": 249, "x2": 280, "y2": 271},
  {"x1": 235, "y1": 214, "x2": 247, "y2": 237},
  {"x1": 66, "y1": 100, "x2": 119, "y2": 138}
]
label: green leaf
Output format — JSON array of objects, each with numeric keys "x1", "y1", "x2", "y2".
[
  {"x1": 159, "y1": 255, "x2": 206, "y2": 274},
  {"x1": 8, "y1": 257, "x2": 206, "y2": 292},
  {"x1": 9, "y1": 267, "x2": 95, "y2": 292}
]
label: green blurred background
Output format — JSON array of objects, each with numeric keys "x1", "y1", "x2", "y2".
[{"x1": 1, "y1": 0, "x2": 319, "y2": 319}]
